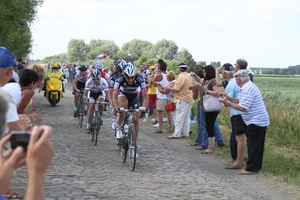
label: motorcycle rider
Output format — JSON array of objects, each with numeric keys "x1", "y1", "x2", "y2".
[
  {"x1": 84, "y1": 70, "x2": 109, "y2": 133},
  {"x1": 43, "y1": 62, "x2": 64, "y2": 96},
  {"x1": 73, "y1": 65, "x2": 88, "y2": 117},
  {"x1": 108, "y1": 59, "x2": 127, "y2": 129}
]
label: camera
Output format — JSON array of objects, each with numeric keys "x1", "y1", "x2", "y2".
[{"x1": 10, "y1": 131, "x2": 31, "y2": 150}]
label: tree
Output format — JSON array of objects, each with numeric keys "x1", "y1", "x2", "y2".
[
  {"x1": 196, "y1": 61, "x2": 206, "y2": 67},
  {"x1": 67, "y1": 39, "x2": 88, "y2": 62},
  {"x1": 210, "y1": 62, "x2": 221, "y2": 68},
  {"x1": 89, "y1": 39, "x2": 119, "y2": 55},
  {"x1": 0, "y1": 0, "x2": 44, "y2": 57},
  {"x1": 151, "y1": 39, "x2": 178, "y2": 60},
  {"x1": 120, "y1": 39, "x2": 153, "y2": 60},
  {"x1": 177, "y1": 48, "x2": 196, "y2": 72}
]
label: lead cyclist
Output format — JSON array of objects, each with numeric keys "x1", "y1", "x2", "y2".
[{"x1": 113, "y1": 62, "x2": 148, "y2": 148}]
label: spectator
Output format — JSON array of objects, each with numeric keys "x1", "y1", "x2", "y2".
[
  {"x1": 7, "y1": 61, "x2": 19, "y2": 83},
  {"x1": 216, "y1": 63, "x2": 246, "y2": 169},
  {"x1": 145, "y1": 65, "x2": 158, "y2": 124},
  {"x1": 0, "y1": 94, "x2": 55, "y2": 199},
  {"x1": 153, "y1": 62, "x2": 170, "y2": 133},
  {"x1": 17, "y1": 58, "x2": 24, "y2": 70},
  {"x1": 166, "y1": 63, "x2": 194, "y2": 139},
  {"x1": 200, "y1": 65, "x2": 222, "y2": 154},
  {"x1": 220, "y1": 69, "x2": 269, "y2": 175}
]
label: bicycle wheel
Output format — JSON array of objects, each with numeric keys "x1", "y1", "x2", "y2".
[
  {"x1": 78, "y1": 98, "x2": 84, "y2": 128},
  {"x1": 119, "y1": 126, "x2": 128, "y2": 163},
  {"x1": 94, "y1": 116, "x2": 100, "y2": 146},
  {"x1": 128, "y1": 126, "x2": 137, "y2": 171}
]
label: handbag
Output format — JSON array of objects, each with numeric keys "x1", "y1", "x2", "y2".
[
  {"x1": 165, "y1": 102, "x2": 175, "y2": 111},
  {"x1": 202, "y1": 79, "x2": 224, "y2": 112},
  {"x1": 203, "y1": 94, "x2": 224, "y2": 112}
]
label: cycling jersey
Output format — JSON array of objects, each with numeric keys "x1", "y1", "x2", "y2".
[
  {"x1": 75, "y1": 71, "x2": 88, "y2": 83},
  {"x1": 109, "y1": 72, "x2": 122, "y2": 88},
  {"x1": 85, "y1": 77, "x2": 108, "y2": 94},
  {"x1": 113, "y1": 74, "x2": 147, "y2": 94}
]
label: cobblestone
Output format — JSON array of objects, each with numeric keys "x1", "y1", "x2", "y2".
[{"x1": 11, "y1": 87, "x2": 298, "y2": 200}]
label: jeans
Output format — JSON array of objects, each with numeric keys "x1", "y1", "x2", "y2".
[{"x1": 195, "y1": 109, "x2": 225, "y2": 147}]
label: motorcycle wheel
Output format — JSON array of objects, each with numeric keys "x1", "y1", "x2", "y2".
[{"x1": 51, "y1": 94, "x2": 57, "y2": 107}]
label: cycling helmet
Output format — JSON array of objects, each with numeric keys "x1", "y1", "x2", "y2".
[
  {"x1": 91, "y1": 69, "x2": 100, "y2": 79},
  {"x1": 123, "y1": 62, "x2": 136, "y2": 77},
  {"x1": 115, "y1": 59, "x2": 127, "y2": 71},
  {"x1": 79, "y1": 64, "x2": 88, "y2": 71},
  {"x1": 51, "y1": 62, "x2": 59, "y2": 69},
  {"x1": 94, "y1": 62, "x2": 104, "y2": 71}
]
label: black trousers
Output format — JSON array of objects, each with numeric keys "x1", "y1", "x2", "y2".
[
  {"x1": 230, "y1": 117, "x2": 237, "y2": 161},
  {"x1": 205, "y1": 111, "x2": 219, "y2": 137},
  {"x1": 245, "y1": 124, "x2": 267, "y2": 172}
]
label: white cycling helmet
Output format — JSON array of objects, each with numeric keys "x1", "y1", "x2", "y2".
[
  {"x1": 115, "y1": 59, "x2": 127, "y2": 71},
  {"x1": 91, "y1": 69, "x2": 100, "y2": 79},
  {"x1": 94, "y1": 62, "x2": 104, "y2": 71},
  {"x1": 123, "y1": 62, "x2": 136, "y2": 77}
]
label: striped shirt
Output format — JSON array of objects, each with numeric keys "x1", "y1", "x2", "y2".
[{"x1": 237, "y1": 81, "x2": 270, "y2": 127}]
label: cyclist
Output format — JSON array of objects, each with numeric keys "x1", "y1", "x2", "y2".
[
  {"x1": 84, "y1": 69, "x2": 109, "y2": 133},
  {"x1": 108, "y1": 59, "x2": 127, "y2": 129},
  {"x1": 73, "y1": 64, "x2": 88, "y2": 117},
  {"x1": 113, "y1": 62, "x2": 149, "y2": 144}
]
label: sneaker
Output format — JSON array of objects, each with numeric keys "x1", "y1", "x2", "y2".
[
  {"x1": 99, "y1": 120, "x2": 103, "y2": 128},
  {"x1": 73, "y1": 110, "x2": 78, "y2": 118},
  {"x1": 130, "y1": 149, "x2": 138, "y2": 158},
  {"x1": 142, "y1": 118, "x2": 147, "y2": 122},
  {"x1": 112, "y1": 122, "x2": 116, "y2": 129},
  {"x1": 116, "y1": 129, "x2": 123, "y2": 139},
  {"x1": 151, "y1": 118, "x2": 157, "y2": 123},
  {"x1": 152, "y1": 119, "x2": 158, "y2": 124},
  {"x1": 85, "y1": 128, "x2": 90, "y2": 134},
  {"x1": 153, "y1": 123, "x2": 159, "y2": 128},
  {"x1": 163, "y1": 118, "x2": 168, "y2": 123}
]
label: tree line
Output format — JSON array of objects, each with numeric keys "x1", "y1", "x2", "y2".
[{"x1": 41, "y1": 38, "x2": 221, "y2": 72}]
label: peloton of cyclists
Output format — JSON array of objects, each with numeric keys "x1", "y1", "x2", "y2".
[
  {"x1": 73, "y1": 64, "x2": 88, "y2": 117},
  {"x1": 108, "y1": 59, "x2": 127, "y2": 129},
  {"x1": 113, "y1": 62, "x2": 149, "y2": 142},
  {"x1": 84, "y1": 68, "x2": 109, "y2": 134}
]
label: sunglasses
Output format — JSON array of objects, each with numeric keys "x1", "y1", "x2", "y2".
[
  {"x1": 125, "y1": 76, "x2": 135, "y2": 80},
  {"x1": 93, "y1": 78, "x2": 100, "y2": 80}
]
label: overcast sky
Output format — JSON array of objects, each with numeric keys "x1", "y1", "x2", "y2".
[{"x1": 30, "y1": 0, "x2": 300, "y2": 68}]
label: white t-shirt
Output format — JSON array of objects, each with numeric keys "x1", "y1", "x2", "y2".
[
  {"x1": 2, "y1": 83, "x2": 21, "y2": 106},
  {"x1": 0, "y1": 88, "x2": 19, "y2": 123},
  {"x1": 12, "y1": 71, "x2": 20, "y2": 83}
]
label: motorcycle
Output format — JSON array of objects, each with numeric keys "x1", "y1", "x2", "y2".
[{"x1": 39, "y1": 67, "x2": 64, "y2": 107}]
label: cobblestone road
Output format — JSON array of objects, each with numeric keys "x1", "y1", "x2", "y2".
[{"x1": 12, "y1": 87, "x2": 298, "y2": 200}]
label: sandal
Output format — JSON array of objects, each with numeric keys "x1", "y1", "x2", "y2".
[
  {"x1": 201, "y1": 147, "x2": 214, "y2": 154},
  {"x1": 154, "y1": 129, "x2": 163, "y2": 134},
  {"x1": 4, "y1": 192, "x2": 25, "y2": 199}
]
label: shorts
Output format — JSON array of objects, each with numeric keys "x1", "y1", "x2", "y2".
[
  {"x1": 148, "y1": 94, "x2": 157, "y2": 109},
  {"x1": 88, "y1": 91, "x2": 105, "y2": 102},
  {"x1": 231, "y1": 115, "x2": 247, "y2": 135},
  {"x1": 77, "y1": 81, "x2": 85, "y2": 91},
  {"x1": 119, "y1": 92, "x2": 139, "y2": 109},
  {"x1": 156, "y1": 99, "x2": 167, "y2": 111}
]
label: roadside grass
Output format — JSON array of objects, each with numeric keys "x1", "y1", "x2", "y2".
[{"x1": 176, "y1": 76, "x2": 300, "y2": 188}]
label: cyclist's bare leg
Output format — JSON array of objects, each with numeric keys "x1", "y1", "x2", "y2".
[
  {"x1": 116, "y1": 96, "x2": 128, "y2": 125},
  {"x1": 74, "y1": 93, "x2": 79, "y2": 107}
]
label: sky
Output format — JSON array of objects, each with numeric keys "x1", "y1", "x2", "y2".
[{"x1": 30, "y1": 0, "x2": 300, "y2": 68}]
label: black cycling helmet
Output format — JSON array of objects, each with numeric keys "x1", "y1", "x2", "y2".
[
  {"x1": 115, "y1": 59, "x2": 127, "y2": 71},
  {"x1": 79, "y1": 64, "x2": 88, "y2": 71}
]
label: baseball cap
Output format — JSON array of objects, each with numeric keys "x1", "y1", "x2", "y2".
[
  {"x1": 177, "y1": 63, "x2": 187, "y2": 69},
  {"x1": 0, "y1": 46, "x2": 15, "y2": 68},
  {"x1": 149, "y1": 65, "x2": 156, "y2": 70},
  {"x1": 222, "y1": 63, "x2": 235, "y2": 72},
  {"x1": 234, "y1": 69, "x2": 249, "y2": 77}
]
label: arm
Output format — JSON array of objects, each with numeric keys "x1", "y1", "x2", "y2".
[
  {"x1": 26, "y1": 126, "x2": 55, "y2": 200},
  {"x1": 113, "y1": 91, "x2": 120, "y2": 109},
  {"x1": 17, "y1": 90, "x2": 34, "y2": 114},
  {"x1": 204, "y1": 85, "x2": 220, "y2": 97},
  {"x1": 108, "y1": 88, "x2": 114, "y2": 103},
  {"x1": 73, "y1": 78, "x2": 78, "y2": 90},
  {"x1": 215, "y1": 67, "x2": 223, "y2": 87},
  {"x1": 153, "y1": 74, "x2": 162, "y2": 87}
]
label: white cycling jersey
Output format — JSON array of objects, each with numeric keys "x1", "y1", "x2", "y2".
[{"x1": 85, "y1": 77, "x2": 108, "y2": 93}]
